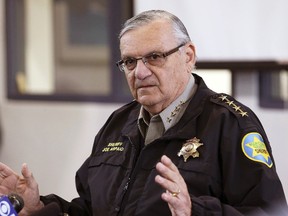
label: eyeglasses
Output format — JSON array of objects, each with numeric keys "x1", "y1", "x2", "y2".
[{"x1": 116, "y1": 43, "x2": 186, "y2": 73}]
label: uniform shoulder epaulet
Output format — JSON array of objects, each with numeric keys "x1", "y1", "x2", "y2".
[
  {"x1": 210, "y1": 93, "x2": 249, "y2": 118},
  {"x1": 210, "y1": 94, "x2": 274, "y2": 168}
]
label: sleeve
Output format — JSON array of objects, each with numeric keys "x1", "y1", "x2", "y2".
[
  {"x1": 191, "y1": 196, "x2": 269, "y2": 216},
  {"x1": 40, "y1": 194, "x2": 90, "y2": 216}
]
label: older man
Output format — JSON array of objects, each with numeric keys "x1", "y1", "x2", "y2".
[{"x1": 0, "y1": 10, "x2": 287, "y2": 216}]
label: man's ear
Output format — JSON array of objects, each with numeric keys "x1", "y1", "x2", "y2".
[
  {"x1": 184, "y1": 43, "x2": 196, "y2": 72},
  {"x1": 185, "y1": 43, "x2": 196, "y2": 64}
]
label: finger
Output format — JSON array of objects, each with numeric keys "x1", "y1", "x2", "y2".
[
  {"x1": 21, "y1": 163, "x2": 31, "y2": 178},
  {"x1": 0, "y1": 162, "x2": 18, "y2": 179},
  {"x1": 156, "y1": 156, "x2": 188, "y2": 197},
  {"x1": 162, "y1": 190, "x2": 180, "y2": 202},
  {"x1": 0, "y1": 163, "x2": 19, "y2": 187},
  {"x1": 159, "y1": 156, "x2": 188, "y2": 187},
  {"x1": 155, "y1": 174, "x2": 180, "y2": 197},
  {"x1": 155, "y1": 160, "x2": 181, "y2": 195},
  {"x1": 156, "y1": 161, "x2": 171, "y2": 179},
  {"x1": 20, "y1": 163, "x2": 36, "y2": 187},
  {"x1": 160, "y1": 155, "x2": 180, "y2": 173},
  {"x1": 0, "y1": 163, "x2": 19, "y2": 192},
  {"x1": 156, "y1": 156, "x2": 180, "y2": 183}
]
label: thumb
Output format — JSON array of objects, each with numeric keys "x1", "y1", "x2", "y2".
[{"x1": 21, "y1": 163, "x2": 35, "y2": 186}]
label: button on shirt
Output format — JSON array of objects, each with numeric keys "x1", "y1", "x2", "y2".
[{"x1": 138, "y1": 74, "x2": 197, "y2": 145}]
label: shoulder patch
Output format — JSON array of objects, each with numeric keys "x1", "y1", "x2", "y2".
[{"x1": 241, "y1": 132, "x2": 273, "y2": 168}]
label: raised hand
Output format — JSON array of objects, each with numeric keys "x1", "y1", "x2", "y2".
[
  {"x1": 155, "y1": 155, "x2": 192, "y2": 216},
  {"x1": 0, "y1": 163, "x2": 43, "y2": 215},
  {"x1": 0, "y1": 162, "x2": 19, "y2": 195}
]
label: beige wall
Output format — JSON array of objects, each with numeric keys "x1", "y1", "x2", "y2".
[
  {"x1": 0, "y1": 0, "x2": 121, "y2": 200},
  {"x1": 0, "y1": 0, "x2": 287, "y2": 202}
]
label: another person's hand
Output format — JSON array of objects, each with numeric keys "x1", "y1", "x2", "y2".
[
  {"x1": 155, "y1": 155, "x2": 192, "y2": 216},
  {"x1": 0, "y1": 163, "x2": 43, "y2": 215}
]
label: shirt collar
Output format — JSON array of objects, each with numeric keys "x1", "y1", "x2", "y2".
[
  {"x1": 159, "y1": 74, "x2": 196, "y2": 131},
  {"x1": 138, "y1": 74, "x2": 197, "y2": 135}
]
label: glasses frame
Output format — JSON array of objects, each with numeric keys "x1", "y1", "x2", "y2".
[{"x1": 116, "y1": 43, "x2": 186, "y2": 72}]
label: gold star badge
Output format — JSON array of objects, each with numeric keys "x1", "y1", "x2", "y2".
[{"x1": 178, "y1": 137, "x2": 203, "y2": 162}]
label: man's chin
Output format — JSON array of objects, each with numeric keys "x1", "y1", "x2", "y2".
[{"x1": 137, "y1": 95, "x2": 157, "y2": 106}]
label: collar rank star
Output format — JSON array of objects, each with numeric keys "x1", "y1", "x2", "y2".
[{"x1": 178, "y1": 137, "x2": 203, "y2": 162}]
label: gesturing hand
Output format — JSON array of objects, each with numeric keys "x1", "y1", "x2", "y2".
[
  {"x1": 0, "y1": 162, "x2": 19, "y2": 195},
  {"x1": 155, "y1": 155, "x2": 192, "y2": 216},
  {"x1": 0, "y1": 163, "x2": 43, "y2": 216}
]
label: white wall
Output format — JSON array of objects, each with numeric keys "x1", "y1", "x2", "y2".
[
  {"x1": 135, "y1": 0, "x2": 288, "y2": 61},
  {"x1": 0, "y1": 0, "x2": 287, "y2": 203}
]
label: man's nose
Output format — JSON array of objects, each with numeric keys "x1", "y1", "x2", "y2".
[{"x1": 134, "y1": 59, "x2": 152, "y2": 80}]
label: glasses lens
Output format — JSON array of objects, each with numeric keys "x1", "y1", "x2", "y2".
[
  {"x1": 124, "y1": 58, "x2": 137, "y2": 70},
  {"x1": 144, "y1": 53, "x2": 165, "y2": 66}
]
